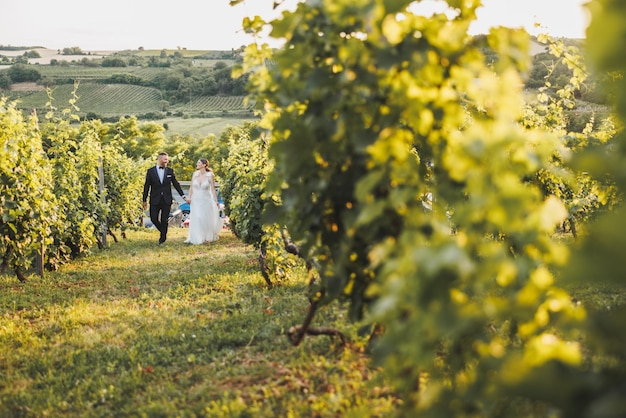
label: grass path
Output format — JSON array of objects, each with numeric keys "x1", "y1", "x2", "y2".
[{"x1": 0, "y1": 228, "x2": 395, "y2": 417}]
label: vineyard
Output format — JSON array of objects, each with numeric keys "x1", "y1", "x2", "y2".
[
  {"x1": 10, "y1": 83, "x2": 163, "y2": 116},
  {"x1": 33, "y1": 65, "x2": 170, "y2": 83},
  {"x1": 7, "y1": 82, "x2": 253, "y2": 118},
  {"x1": 2, "y1": 47, "x2": 251, "y2": 119},
  {"x1": 3, "y1": 0, "x2": 626, "y2": 416},
  {"x1": 171, "y1": 95, "x2": 253, "y2": 113}
]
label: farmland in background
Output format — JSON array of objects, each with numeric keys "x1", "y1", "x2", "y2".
[
  {"x1": 11, "y1": 83, "x2": 161, "y2": 115},
  {"x1": 34, "y1": 65, "x2": 168, "y2": 82},
  {"x1": 1, "y1": 47, "x2": 256, "y2": 137},
  {"x1": 171, "y1": 95, "x2": 253, "y2": 113},
  {"x1": 133, "y1": 49, "x2": 234, "y2": 59},
  {"x1": 0, "y1": 47, "x2": 234, "y2": 64},
  {"x1": 9, "y1": 83, "x2": 254, "y2": 119},
  {"x1": 162, "y1": 116, "x2": 257, "y2": 136},
  {"x1": 31, "y1": 64, "x2": 231, "y2": 81}
]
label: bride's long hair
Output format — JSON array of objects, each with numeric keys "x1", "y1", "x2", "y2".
[{"x1": 199, "y1": 158, "x2": 213, "y2": 172}]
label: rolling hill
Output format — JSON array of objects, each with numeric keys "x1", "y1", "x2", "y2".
[{"x1": 1, "y1": 47, "x2": 256, "y2": 127}]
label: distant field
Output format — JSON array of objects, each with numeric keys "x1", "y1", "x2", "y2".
[
  {"x1": 192, "y1": 58, "x2": 236, "y2": 67},
  {"x1": 34, "y1": 64, "x2": 231, "y2": 81},
  {"x1": 1, "y1": 48, "x2": 254, "y2": 138},
  {"x1": 170, "y1": 96, "x2": 254, "y2": 113},
  {"x1": 162, "y1": 116, "x2": 258, "y2": 137},
  {"x1": 34, "y1": 65, "x2": 168, "y2": 82},
  {"x1": 134, "y1": 49, "x2": 221, "y2": 58},
  {"x1": 7, "y1": 81, "x2": 254, "y2": 117},
  {"x1": 0, "y1": 47, "x2": 235, "y2": 63},
  {"x1": 9, "y1": 83, "x2": 163, "y2": 116},
  {"x1": 4, "y1": 83, "x2": 256, "y2": 137},
  {"x1": 0, "y1": 48, "x2": 113, "y2": 65}
]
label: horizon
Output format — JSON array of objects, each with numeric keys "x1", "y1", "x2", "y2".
[
  {"x1": 0, "y1": 46, "x2": 242, "y2": 53},
  {"x1": 0, "y1": 0, "x2": 589, "y2": 51}
]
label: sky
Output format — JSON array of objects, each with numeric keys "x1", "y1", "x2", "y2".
[{"x1": 0, "y1": 0, "x2": 590, "y2": 52}]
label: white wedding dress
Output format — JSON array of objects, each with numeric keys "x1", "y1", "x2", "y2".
[{"x1": 184, "y1": 171, "x2": 222, "y2": 244}]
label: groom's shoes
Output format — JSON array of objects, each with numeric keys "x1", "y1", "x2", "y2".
[{"x1": 158, "y1": 238, "x2": 166, "y2": 245}]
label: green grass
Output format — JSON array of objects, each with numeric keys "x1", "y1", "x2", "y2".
[
  {"x1": 32, "y1": 66, "x2": 172, "y2": 83},
  {"x1": 162, "y1": 116, "x2": 258, "y2": 137},
  {"x1": 0, "y1": 228, "x2": 396, "y2": 417},
  {"x1": 170, "y1": 96, "x2": 254, "y2": 113}
]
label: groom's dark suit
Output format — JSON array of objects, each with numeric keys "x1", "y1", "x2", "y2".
[{"x1": 143, "y1": 165, "x2": 186, "y2": 244}]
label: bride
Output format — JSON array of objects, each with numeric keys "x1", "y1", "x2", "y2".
[{"x1": 184, "y1": 158, "x2": 222, "y2": 244}]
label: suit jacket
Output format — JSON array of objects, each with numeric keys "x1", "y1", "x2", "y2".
[{"x1": 143, "y1": 166, "x2": 185, "y2": 206}]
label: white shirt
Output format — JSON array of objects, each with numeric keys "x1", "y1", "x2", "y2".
[{"x1": 157, "y1": 165, "x2": 165, "y2": 183}]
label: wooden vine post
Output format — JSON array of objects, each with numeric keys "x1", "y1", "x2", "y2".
[
  {"x1": 35, "y1": 235, "x2": 44, "y2": 278},
  {"x1": 98, "y1": 156, "x2": 107, "y2": 248}
]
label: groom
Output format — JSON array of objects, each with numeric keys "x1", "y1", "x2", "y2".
[{"x1": 143, "y1": 152, "x2": 188, "y2": 245}]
